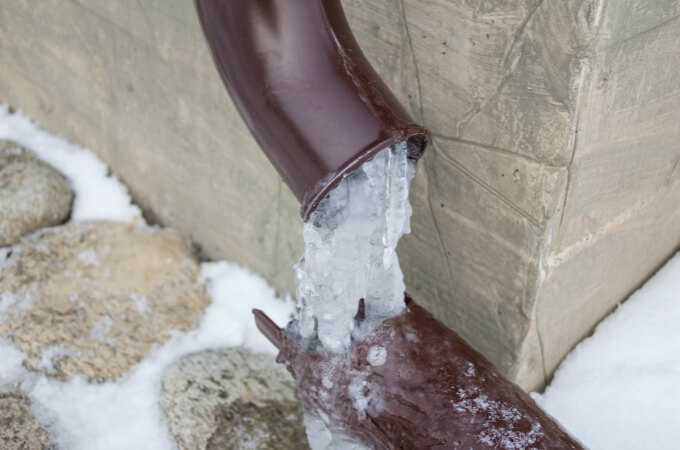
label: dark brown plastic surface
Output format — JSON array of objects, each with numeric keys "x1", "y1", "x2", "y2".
[
  {"x1": 254, "y1": 299, "x2": 584, "y2": 449},
  {"x1": 195, "y1": 0, "x2": 428, "y2": 219}
]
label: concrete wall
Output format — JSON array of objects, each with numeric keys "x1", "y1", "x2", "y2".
[{"x1": 1, "y1": 0, "x2": 678, "y2": 390}]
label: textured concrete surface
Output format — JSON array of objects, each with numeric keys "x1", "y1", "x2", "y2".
[
  {"x1": 1, "y1": 0, "x2": 678, "y2": 390},
  {"x1": 0, "y1": 222, "x2": 210, "y2": 381},
  {"x1": 161, "y1": 348, "x2": 308, "y2": 450},
  {"x1": 0, "y1": 140, "x2": 72, "y2": 246}
]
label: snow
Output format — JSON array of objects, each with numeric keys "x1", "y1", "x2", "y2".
[
  {"x1": 533, "y1": 252, "x2": 680, "y2": 450},
  {"x1": 0, "y1": 338, "x2": 27, "y2": 387},
  {"x1": 450, "y1": 385, "x2": 544, "y2": 449},
  {"x1": 347, "y1": 371, "x2": 372, "y2": 420},
  {"x1": 197, "y1": 261, "x2": 297, "y2": 355},
  {"x1": 0, "y1": 106, "x2": 295, "y2": 450},
  {"x1": 0, "y1": 104, "x2": 141, "y2": 223}
]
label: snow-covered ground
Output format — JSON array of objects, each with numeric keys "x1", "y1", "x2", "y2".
[
  {"x1": 533, "y1": 252, "x2": 680, "y2": 449},
  {"x1": 1, "y1": 105, "x2": 678, "y2": 449}
]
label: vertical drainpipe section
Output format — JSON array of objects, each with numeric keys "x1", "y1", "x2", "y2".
[
  {"x1": 195, "y1": 1, "x2": 584, "y2": 448},
  {"x1": 194, "y1": 0, "x2": 428, "y2": 220}
]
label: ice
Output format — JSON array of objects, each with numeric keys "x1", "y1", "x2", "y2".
[
  {"x1": 303, "y1": 413, "x2": 371, "y2": 450},
  {"x1": 294, "y1": 142, "x2": 417, "y2": 352},
  {"x1": 0, "y1": 103, "x2": 141, "y2": 223},
  {"x1": 77, "y1": 248, "x2": 100, "y2": 266},
  {"x1": 0, "y1": 338, "x2": 28, "y2": 386},
  {"x1": 303, "y1": 413, "x2": 334, "y2": 449},
  {"x1": 347, "y1": 371, "x2": 371, "y2": 420},
  {"x1": 293, "y1": 142, "x2": 416, "y2": 448},
  {"x1": 366, "y1": 346, "x2": 387, "y2": 367},
  {"x1": 478, "y1": 422, "x2": 543, "y2": 450},
  {"x1": 464, "y1": 361, "x2": 476, "y2": 377}
]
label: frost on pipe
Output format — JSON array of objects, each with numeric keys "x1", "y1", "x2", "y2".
[
  {"x1": 293, "y1": 141, "x2": 416, "y2": 352},
  {"x1": 255, "y1": 300, "x2": 584, "y2": 449}
]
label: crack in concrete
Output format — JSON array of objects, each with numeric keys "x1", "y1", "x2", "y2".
[
  {"x1": 135, "y1": 0, "x2": 154, "y2": 42},
  {"x1": 603, "y1": 12, "x2": 680, "y2": 50},
  {"x1": 433, "y1": 138, "x2": 541, "y2": 227},
  {"x1": 431, "y1": 132, "x2": 568, "y2": 169},
  {"x1": 502, "y1": 0, "x2": 546, "y2": 66},
  {"x1": 421, "y1": 148, "x2": 456, "y2": 290},
  {"x1": 455, "y1": 60, "x2": 518, "y2": 137},
  {"x1": 548, "y1": 189, "x2": 680, "y2": 272},
  {"x1": 535, "y1": 68, "x2": 588, "y2": 388},
  {"x1": 399, "y1": 0, "x2": 424, "y2": 120},
  {"x1": 456, "y1": 0, "x2": 546, "y2": 136},
  {"x1": 555, "y1": 60, "x2": 590, "y2": 235},
  {"x1": 534, "y1": 310, "x2": 549, "y2": 387},
  {"x1": 272, "y1": 180, "x2": 282, "y2": 276}
]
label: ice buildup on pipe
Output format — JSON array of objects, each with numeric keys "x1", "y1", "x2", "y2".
[{"x1": 293, "y1": 142, "x2": 416, "y2": 352}]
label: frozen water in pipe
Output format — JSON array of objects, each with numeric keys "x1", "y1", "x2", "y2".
[{"x1": 293, "y1": 141, "x2": 417, "y2": 352}]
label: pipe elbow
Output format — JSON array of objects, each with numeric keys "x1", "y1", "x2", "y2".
[{"x1": 195, "y1": 0, "x2": 428, "y2": 219}]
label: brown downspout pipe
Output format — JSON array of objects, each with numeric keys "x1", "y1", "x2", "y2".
[
  {"x1": 194, "y1": 0, "x2": 427, "y2": 220},
  {"x1": 255, "y1": 299, "x2": 583, "y2": 449},
  {"x1": 195, "y1": 1, "x2": 583, "y2": 448}
]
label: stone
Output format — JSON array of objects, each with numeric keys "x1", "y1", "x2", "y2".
[
  {"x1": 161, "y1": 348, "x2": 309, "y2": 450},
  {"x1": 0, "y1": 140, "x2": 72, "y2": 247},
  {"x1": 0, "y1": 221, "x2": 211, "y2": 381},
  {"x1": 0, "y1": 391, "x2": 54, "y2": 450}
]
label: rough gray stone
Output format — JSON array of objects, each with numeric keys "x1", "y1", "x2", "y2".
[
  {"x1": 0, "y1": 140, "x2": 72, "y2": 247},
  {"x1": 161, "y1": 348, "x2": 309, "y2": 450},
  {"x1": 0, "y1": 391, "x2": 54, "y2": 450},
  {"x1": 0, "y1": 221, "x2": 211, "y2": 381}
]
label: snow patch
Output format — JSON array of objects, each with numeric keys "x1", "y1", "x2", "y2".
[
  {"x1": 0, "y1": 338, "x2": 28, "y2": 387},
  {"x1": 535, "y1": 252, "x2": 680, "y2": 450},
  {"x1": 198, "y1": 261, "x2": 296, "y2": 354},
  {"x1": 0, "y1": 284, "x2": 38, "y2": 322},
  {"x1": 366, "y1": 346, "x2": 387, "y2": 367},
  {"x1": 0, "y1": 104, "x2": 141, "y2": 223}
]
